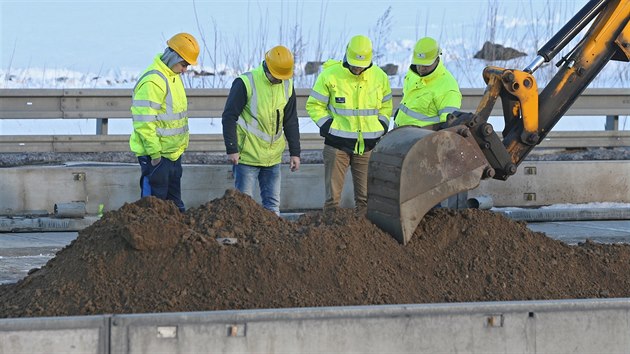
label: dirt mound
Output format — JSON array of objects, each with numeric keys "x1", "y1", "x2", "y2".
[{"x1": 2, "y1": 190, "x2": 630, "y2": 318}]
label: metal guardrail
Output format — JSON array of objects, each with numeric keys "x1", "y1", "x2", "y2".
[
  {"x1": 0, "y1": 88, "x2": 628, "y2": 152},
  {"x1": 1, "y1": 131, "x2": 630, "y2": 153},
  {"x1": 1, "y1": 87, "x2": 629, "y2": 120}
]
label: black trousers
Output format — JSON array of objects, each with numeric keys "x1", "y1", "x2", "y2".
[{"x1": 138, "y1": 155, "x2": 184, "y2": 212}]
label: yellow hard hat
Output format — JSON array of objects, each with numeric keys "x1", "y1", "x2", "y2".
[
  {"x1": 345, "y1": 35, "x2": 373, "y2": 68},
  {"x1": 412, "y1": 37, "x2": 441, "y2": 66},
  {"x1": 167, "y1": 33, "x2": 200, "y2": 65},
  {"x1": 265, "y1": 45, "x2": 294, "y2": 80}
]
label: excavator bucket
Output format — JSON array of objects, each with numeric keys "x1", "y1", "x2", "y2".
[{"x1": 367, "y1": 126, "x2": 490, "y2": 244}]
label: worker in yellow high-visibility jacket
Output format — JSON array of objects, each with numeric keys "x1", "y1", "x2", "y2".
[
  {"x1": 395, "y1": 37, "x2": 464, "y2": 210},
  {"x1": 306, "y1": 35, "x2": 393, "y2": 214},
  {"x1": 129, "y1": 33, "x2": 199, "y2": 212},
  {"x1": 394, "y1": 37, "x2": 462, "y2": 130},
  {"x1": 222, "y1": 45, "x2": 301, "y2": 215}
]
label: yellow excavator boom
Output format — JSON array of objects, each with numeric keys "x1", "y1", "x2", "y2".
[{"x1": 366, "y1": 0, "x2": 630, "y2": 244}]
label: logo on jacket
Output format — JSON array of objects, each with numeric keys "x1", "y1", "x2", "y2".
[{"x1": 335, "y1": 97, "x2": 346, "y2": 103}]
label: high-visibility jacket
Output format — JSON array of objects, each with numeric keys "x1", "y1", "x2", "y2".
[
  {"x1": 306, "y1": 60, "x2": 393, "y2": 155},
  {"x1": 129, "y1": 54, "x2": 189, "y2": 161},
  {"x1": 394, "y1": 61, "x2": 462, "y2": 128},
  {"x1": 235, "y1": 64, "x2": 294, "y2": 166}
]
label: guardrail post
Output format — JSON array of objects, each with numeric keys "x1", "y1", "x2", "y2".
[
  {"x1": 605, "y1": 115, "x2": 619, "y2": 131},
  {"x1": 96, "y1": 118, "x2": 109, "y2": 135}
]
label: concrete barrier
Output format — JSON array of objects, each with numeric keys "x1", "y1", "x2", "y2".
[
  {"x1": 0, "y1": 315, "x2": 109, "y2": 354},
  {"x1": 0, "y1": 161, "x2": 628, "y2": 217},
  {"x1": 0, "y1": 215, "x2": 98, "y2": 232},
  {"x1": 0, "y1": 163, "x2": 357, "y2": 215},
  {"x1": 109, "y1": 299, "x2": 630, "y2": 353},
  {"x1": 1, "y1": 299, "x2": 630, "y2": 353},
  {"x1": 472, "y1": 160, "x2": 630, "y2": 207}
]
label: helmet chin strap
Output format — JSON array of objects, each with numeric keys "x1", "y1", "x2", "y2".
[
  {"x1": 342, "y1": 56, "x2": 371, "y2": 75},
  {"x1": 413, "y1": 57, "x2": 439, "y2": 76},
  {"x1": 263, "y1": 61, "x2": 282, "y2": 84}
]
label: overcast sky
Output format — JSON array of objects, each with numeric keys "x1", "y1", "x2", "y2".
[{"x1": 1, "y1": 0, "x2": 586, "y2": 73}]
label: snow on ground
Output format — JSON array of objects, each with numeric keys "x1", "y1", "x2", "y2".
[
  {"x1": 1, "y1": 53, "x2": 628, "y2": 135},
  {"x1": 2, "y1": 47, "x2": 629, "y2": 90}
]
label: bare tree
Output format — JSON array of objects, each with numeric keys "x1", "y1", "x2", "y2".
[
  {"x1": 314, "y1": 0, "x2": 331, "y2": 62},
  {"x1": 369, "y1": 6, "x2": 393, "y2": 63}
]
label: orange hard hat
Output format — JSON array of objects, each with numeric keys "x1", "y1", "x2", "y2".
[
  {"x1": 265, "y1": 45, "x2": 294, "y2": 80},
  {"x1": 167, "y1": 33, "x2": 200, "y2": 65}
]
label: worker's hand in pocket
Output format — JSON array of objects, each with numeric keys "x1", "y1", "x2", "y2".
[
  {"x1": 319, "y1": 119, "x2": 332, "y2": 138},
  {"x1": 290, "y1": 156, "x2": 300, "y2": 172},
  {"x1": 227, "y1": 153, "x2": 239, "y2": 165}
]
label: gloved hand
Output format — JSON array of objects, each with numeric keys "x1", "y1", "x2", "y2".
[
  {"x1": 319, "y1": 119, "x2": 333, "y2": 138},
  {"x1": 439, "y1": 113, "x2": 457, "y2": 130},
  {"x1": 151, "y1": 157, "x2": 162, "y2": 166}
]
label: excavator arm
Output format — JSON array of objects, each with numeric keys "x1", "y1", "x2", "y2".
[{"x1": 367, "y1": 0, "x2": 630, "y2": 244}]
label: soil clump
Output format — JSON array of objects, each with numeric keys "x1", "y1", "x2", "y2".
[{"x1": 1, "y1": 190, "x2": 629, "y2": 318}]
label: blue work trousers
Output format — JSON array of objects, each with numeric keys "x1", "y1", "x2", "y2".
[
  {"x1": 138, "y1": 156, "x2": 185, "y2": 212},
  {"x1": 233, "y1": 163, "x2": 281, "y2": 214}
]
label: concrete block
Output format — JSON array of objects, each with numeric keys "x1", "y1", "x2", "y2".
[
  {"x1": 469, "y1": 160, "x2": 630, "y2": 206},
  {"x1": 0, "y1": 315, "x2": 109, "y2": 354},
  {"x1": 105, "y1": 299, "x2": 630, "y2": 353},
  {"x1": 1, "y1": 161, "x2": 628, "y2": 216}
]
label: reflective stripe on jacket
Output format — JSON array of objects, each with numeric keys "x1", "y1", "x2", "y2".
[
  {"x1": 237, "y1": 64, "x2": 293, "y2": 166},
  {"x1": 394, "y1": 61, "x2": 462, "y2": 128},
  {"x1": 306, "y1": 60, "x2": 393, "y2": 155},
  {"x1": 129, "y1": 54, "x2": 189, "y2": 161}
]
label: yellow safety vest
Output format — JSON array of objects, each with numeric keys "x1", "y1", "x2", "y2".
[
  {"x1": 394, "y1": 61, "x2": 462, "y2": 128},
  {"x1": 129, "y1": 54, "x2": 189, "y2": 161},
  {"x1": 306, "y1": 60, "x2": 392, "y2": 154},
  {"x1": 237, "y1": 64, "x2": 293, "y2": 166}
]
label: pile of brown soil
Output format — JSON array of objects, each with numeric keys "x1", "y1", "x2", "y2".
[{"x1": 1, "y1": 190, "x2": 630, "y2": 318}]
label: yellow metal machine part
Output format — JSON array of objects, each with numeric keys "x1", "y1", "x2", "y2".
[{"x1": 366, "y1": 0, "x2": 628, "y2": 245}]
